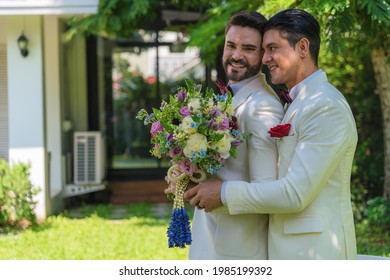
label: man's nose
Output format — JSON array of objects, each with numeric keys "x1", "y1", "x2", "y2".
[
  {"x1": 262, "y1": 51, "x2": 271, "y2": 65},
  {"x1": 231, "y1": 49, "x2": 243, "y2": 60}
]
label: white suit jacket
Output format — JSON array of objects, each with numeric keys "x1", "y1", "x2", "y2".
[
  {"x1": 225, "y1": 70, "x2": 358, "y2": 259},
  {"x1": 188, "y1": 73, "x2": 284, "y2": 259}
]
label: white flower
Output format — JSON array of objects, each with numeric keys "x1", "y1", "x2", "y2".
[
  {"x1": 180, "y1": 116, "x2": 197, "y2": 135},
  {"x1": 225, "y1": 104, "x2": 234, "y2": 116},
  {"x1": 183, "y1": 133, "x2": 208, "y2": 158},
  {"x1": 217, "y1": 101, "x2": 234, "y2": 116},
  {"x1": 204, "y1": 98, "x2": 214, "y2": 112},
  {"x1": 212, "y1": 132, "x2": 233, "y2": 159},
  {"x1": 188, "y1": 98, "x2": 202, "y2": 113}
]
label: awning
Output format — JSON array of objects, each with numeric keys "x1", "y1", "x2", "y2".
[{"x1": 0, "y1": 0, "x2": 99, "y2": 15}]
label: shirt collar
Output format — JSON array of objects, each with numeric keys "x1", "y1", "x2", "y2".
[
  {"x1": 289, "y1": 69, "x2": 323, "y2": 101},
  {"x1": 228, "y1": 73, "x2": 261, "y2": 95}
]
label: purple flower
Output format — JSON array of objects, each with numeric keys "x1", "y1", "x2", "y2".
[
  {"x1": 209, "y1": 108, "x2": 222, "y2": 117},
  {"x1": 218, "y1": 117, "x2": 230, "y2": 130},
  {"x1": 178, "y1": 158, "x2": 198, "y2": 176},
  {"x1": 232, "y1": 140, "x2": 241, "y2": 147},
  {"x1": 150, "y1": 121, "x2": 163, "y2": 138},
  {"x1": 167, "y1": 133, "x2": 173, "y2": 141},
  {"x1": 177, "y1": 91, "x2": 186, "y2": 102},
  {"x1": 180, "y1": 106, "x2": 192, "y2": 117},
  {"x1": 195, "y1": 84, "x2": 201, "y2": 92},
  {"x1": 169, "y1": 147, "x2": 183, "y2": 158},
  {"x1": 207, "y1": 119, "x2": 214, "y2": 128}
]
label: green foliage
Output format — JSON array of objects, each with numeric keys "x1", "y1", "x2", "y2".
[
  {"x1": 66, "y1": 0, "x2": 158, "y2": 40},
  {"x1": 296, "y1": 0, "x2": 390, "y2": 54},
  {"x1": 356, "y1": 197, "x2": 390, "y2": 256},
  {"x1": 365, "y1": 197, "x2": 390, "y2": 227},
  {"x1": 0, "y1": 159, "x2": 40, "y2": 233},
  {"x1": 187, "y1": 0, "x2": 266, "y2": 65},
  {"x1": 65, "y1": 0, "x2": 390, "y2": 62},
  {"x1": 318, "y1": 38, "x2": 384, "y2": 220},
  {"x1": 358, "y1": 0, "x2": 390, "y2": 23}
]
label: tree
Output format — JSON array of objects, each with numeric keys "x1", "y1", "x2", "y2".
[
  {"x1": 65, "y1": 0, "x2": 211, "y2": 40},
  {"x1": 294, "y1": 0, "x2": 390, "y2": 201}
]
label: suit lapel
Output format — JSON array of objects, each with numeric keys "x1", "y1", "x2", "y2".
[
  {"x1": 232, "y1": 74, "x2": 272, "y2": 110},
  {"x1": 232, "y1": 86, "x2": 255, "y2": 110}
]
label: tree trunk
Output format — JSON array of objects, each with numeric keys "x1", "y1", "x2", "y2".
[{"x1": 370, "y1": 48, "x2": 390, "y2": 200}]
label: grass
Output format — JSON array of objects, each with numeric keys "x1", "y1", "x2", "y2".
[
  {"x1": 0, "y1": 203, "x2": 190, "y2": 260},
  {"x1": 0, "y1": 203, "x2": 388, "y2": 259}
]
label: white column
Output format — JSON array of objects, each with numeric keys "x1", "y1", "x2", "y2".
[
  {"x1": 7, "y1": 15, "x2": 47, "y2": 219},
  {"x1": 43, "y1": 15, "x2": 63, "y2": 202}
]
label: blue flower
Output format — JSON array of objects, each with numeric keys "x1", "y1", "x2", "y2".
[
  {"x1": 167, "y1": 208, "x2": 192, "y2": 248},
  {"x1": 208, "y1": 166, "x2": 217, "y2": 174}
]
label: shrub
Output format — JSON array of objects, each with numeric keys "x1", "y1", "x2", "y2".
[
  {"x1": 355, "y1": 197, "x2": 390, "y2": 256},
  {"x1": 0, "y1": 158, "x2": 40, "y2": 232}
]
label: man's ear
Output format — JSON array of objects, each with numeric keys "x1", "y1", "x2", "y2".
[{"x1": 297, "y1": 38, "x2": 310, "y2": 58}]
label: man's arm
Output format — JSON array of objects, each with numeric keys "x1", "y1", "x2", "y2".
[
  {"x1": 185, "y1": 92, "x2": 284, "y2": 212},
  {"x1": 225, "y1": 100, "x2": 356, "y2": 214},
  {"x1": 187, "y1": 98, "x2": 356, "y2": 214}
]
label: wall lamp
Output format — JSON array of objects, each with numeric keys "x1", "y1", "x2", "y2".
[{"x1": 17, "y1": 33, "x2": 29, "y2": 57}]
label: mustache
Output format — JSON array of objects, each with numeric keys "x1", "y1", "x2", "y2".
[{"x1": 225, "y1": 58, "x2": 249, "y2": 68}]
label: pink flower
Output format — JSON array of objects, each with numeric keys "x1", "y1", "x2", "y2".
[
  {"x1": 178, "y1": 159, "x2": 198, "y2": 176},
  {"x1": 213, "y1": 153, "x2": 226, "y2": 164},
  {"x1": 180, "y1": 106, "x2": 192, "y2": 117},
  {"x1": 150, "y1": 121, "x2": 163, "y2": 138},
  {"x1": 169, "y1": 147, "x2": 183, "y2": 158}
]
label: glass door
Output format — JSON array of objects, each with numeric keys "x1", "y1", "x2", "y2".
[{"x1": 107, "y1": 31, "x2": 206, "y2": 179}]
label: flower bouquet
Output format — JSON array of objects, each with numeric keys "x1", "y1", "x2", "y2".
[{"x1": 137, "y1": 79, "x2": 244, "y2": 248}]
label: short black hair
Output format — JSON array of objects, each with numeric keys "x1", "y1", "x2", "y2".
[
  {"x1": 225, "y1": 11, "x2": 267, "y2": 36},
  {"x1": 263, "y1": 9, "x2": 321, "y2": 66}
]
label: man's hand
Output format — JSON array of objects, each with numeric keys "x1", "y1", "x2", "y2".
[
  {"x1": 184, "y1": 179, "x2": 223, "y2": 212},
  {"x1": 164, "y1": 180, "x2": 197, "y2": 197}
]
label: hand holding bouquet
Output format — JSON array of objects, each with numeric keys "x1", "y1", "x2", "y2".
[{"x1": 137, "y1": 80, "x2": 244, "y2": 248}]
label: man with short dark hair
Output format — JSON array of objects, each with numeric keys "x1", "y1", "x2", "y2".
[{"x1": 185, "y1": 9, "x2": 358, "y2": 260}]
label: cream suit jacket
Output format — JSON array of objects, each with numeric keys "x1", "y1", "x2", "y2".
[
  {"x1": 225, "y1": 70, "x2": 358, "y2": 259},
  {"x1": 189, "y1": 73, "x2": 284, "y2": 259}
]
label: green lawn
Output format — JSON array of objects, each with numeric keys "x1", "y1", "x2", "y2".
[
  {"x1": 0, "y1": 203, "x2": 189, "y2": 260},
  {"x1": 0, "y1": 203, "x2": 388, "y2": 259}
]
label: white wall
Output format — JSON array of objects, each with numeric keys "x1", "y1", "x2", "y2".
[{"x1": 7, "y1": 15, "x2": 48, "y2": 219}]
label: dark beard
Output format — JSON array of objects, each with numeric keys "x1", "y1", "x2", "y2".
[{"x1": 223, "y1": 58, "x2": 262, "y2": 82}]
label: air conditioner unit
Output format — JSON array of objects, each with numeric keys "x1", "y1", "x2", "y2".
[{"x1": 73, "y1": 131, "x2": 104, "y2": 185}]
